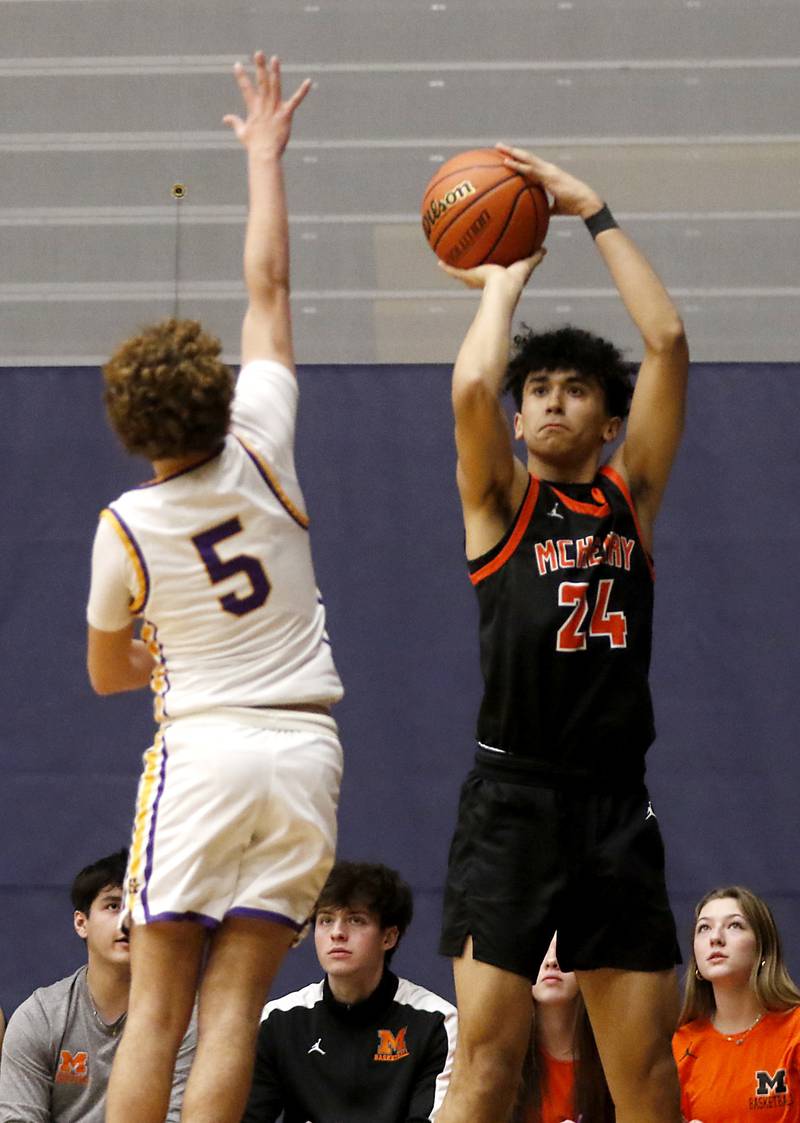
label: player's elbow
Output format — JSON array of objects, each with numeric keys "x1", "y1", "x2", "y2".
[
  {"x1": 87, "y1": 659, "x2": 124, "y2": 696},
  {"x1": 646, "y1": 314, "x2": 687, "y2": 357},
  {"x1": 88, "y1": 669, "x2": 118, "y2": 695},
  {"x1": 246, "y1": 267, "x2": 290, "y2": 303},
  {"x1": 452, "y1": 370, "x2": 498, "y2": 414}
]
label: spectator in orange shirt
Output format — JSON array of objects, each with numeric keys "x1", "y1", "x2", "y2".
[
  {"x1": 513, "y1": 935, "x2": 614, "y2": 1123},
  {"x1": 673, "y1": 885, "x2": 800, "y2": 1122}
]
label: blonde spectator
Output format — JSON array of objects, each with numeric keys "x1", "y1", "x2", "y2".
[{"x1": 673, "y1": 885, "x2": 800, "y2": 1122}]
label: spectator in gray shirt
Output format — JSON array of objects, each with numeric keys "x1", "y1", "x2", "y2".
[{"x1": 0, "y1": 849, "x2": 195, "y2": 1122}]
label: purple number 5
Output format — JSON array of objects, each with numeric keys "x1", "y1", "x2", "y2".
[{"x1": 191, "y1": 517, "x2": 270, "y2": 616}]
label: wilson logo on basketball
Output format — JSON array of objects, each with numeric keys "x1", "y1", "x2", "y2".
[
  {"x1": 421, "y1": 180, "x2": 476, "y2": 238},
  {"x1": 374, "y1": 1027, "x2": 409, "y2": 1062},
  {"x1": 56, "y1": 1050, "x2": 89, "y2": 1084}
]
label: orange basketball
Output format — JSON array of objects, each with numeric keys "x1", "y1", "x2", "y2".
[{"x1": 421, "y1": 148, "x2": 549, "y2": 269}]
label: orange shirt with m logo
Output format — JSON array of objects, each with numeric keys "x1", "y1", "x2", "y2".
[{"x1": 673, "y1": 1007, "x2": 800, "y2": 1122}]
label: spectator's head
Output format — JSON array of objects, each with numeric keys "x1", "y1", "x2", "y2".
[
  {"x1": 531, "y1": 932, "x2": 579, "y2": 1010},
  {"x1": 71, "y1": 848, "x2": 131, "y2": 970},
  {"x1": 680, "y1": 885, "x2": 800, "y2": 1024},
  {"x1": 313, "y1": 862, "x2": 413, "y2": 987},
  {"x1": 515, "y1": 933, "x2": 614, "y2": 1123},
  {"x1": 103, "y1": 318, "x2": 233, "y2": 461}
]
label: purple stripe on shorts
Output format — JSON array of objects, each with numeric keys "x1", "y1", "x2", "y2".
[
  {"x1": 225, "y1": 907, "x2": 303, "y2": 931},
  {"x1": 146, "y1": 910, "x2": 221, "y2": 928},
  {"x1": 141, "y1": 734, "x2": 169, "y2": 923}
]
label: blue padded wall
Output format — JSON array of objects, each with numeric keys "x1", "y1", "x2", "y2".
[{"x1": 0, "y1": 363, "x2": 797, "y2": 1015}]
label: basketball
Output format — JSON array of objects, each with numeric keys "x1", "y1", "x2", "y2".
[{"x1": 421, "y1": 148, "x2": 550, "y2": 269}]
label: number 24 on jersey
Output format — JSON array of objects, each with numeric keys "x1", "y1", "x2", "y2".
[{"x1": 556, "y1": 578, "x2": 627, "y2": 652}]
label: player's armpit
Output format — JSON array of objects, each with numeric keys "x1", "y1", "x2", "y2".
[{"x1": 87, "y1": 622, "x2": 155, "y2": 695}]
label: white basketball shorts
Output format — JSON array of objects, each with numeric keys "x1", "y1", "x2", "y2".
[{"x1": 123, "y1": 707, "x2": 343, "y2": 933}]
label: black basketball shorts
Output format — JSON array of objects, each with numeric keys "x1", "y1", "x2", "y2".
[{"x1": 439, "y1": 749, "x2": 681, "y2": 980}]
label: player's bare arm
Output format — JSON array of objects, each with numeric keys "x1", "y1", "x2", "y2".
[
  {"x1": 224, "y1": 52, "x2": 312, "y2": 370},
  {"x1": 591, "y1": 226, "x2": 688, "y2": 534},
  {"x1": 87, "y1": 622, "x2": 155, "y2": 695},
  {"x1": 498, "y1": 144, "x2": 688, "y2": 548},
  {"x1": 441, "y1": 251, "x2": 546, "y2": 557}
]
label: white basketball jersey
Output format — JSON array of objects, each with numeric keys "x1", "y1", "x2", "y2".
[{"x1": 87, "y1": 360, "x2": 343, "y2": 720}]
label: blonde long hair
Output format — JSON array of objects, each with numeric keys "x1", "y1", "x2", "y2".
[{"x1": 679, "y1": 885, "x2": 800, "y2": 1025}]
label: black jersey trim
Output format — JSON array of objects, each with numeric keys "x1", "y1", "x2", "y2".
[{"x1": 468, "y1": 476, "x2": 539, "y2": 586}]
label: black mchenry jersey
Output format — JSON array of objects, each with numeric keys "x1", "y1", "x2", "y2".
[
  {"x1": 241, "y1": 969, "x2": 457, "y2": 1123},
  {"x1": 469, "y1": 465, "x2": 655, "y2": 785}
]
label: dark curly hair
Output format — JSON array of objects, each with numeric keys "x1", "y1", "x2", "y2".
[
  {"x1": 505, "y1": 324, "x2": 633, "y2": 419},
  {"x1": 103, "y1": 318, "x2": 234, "y2": 460},
  {"x1": 313, "y1": 861, "x2": 413, "y2": 965}
]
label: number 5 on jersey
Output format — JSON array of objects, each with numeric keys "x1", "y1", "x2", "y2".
[
  {"x1": 192, "y1": 517, "x2": 270, "y2": 616},
  {"x1": 557, "y1": 578, "x2": 627, "y2": 651}
]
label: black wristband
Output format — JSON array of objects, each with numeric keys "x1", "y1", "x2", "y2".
[{"x1": 584, "y1": 203, "x2": 618, "y2": 239}]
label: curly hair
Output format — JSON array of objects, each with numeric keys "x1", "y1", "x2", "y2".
[
  {"x1": 103, "y1": 318, "x2": 234, "y2": 460},
  {"x1": 505, "y1": 324, "x2": 633, "y2": 419},
  {"x1": 313, "y1": 860, "x2": 414, "y2": 966}
]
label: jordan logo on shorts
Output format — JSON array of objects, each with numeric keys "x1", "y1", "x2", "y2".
[
  {"x1": 645, "y1": 801, "x2": 656, "y2": 821},
  {"x1": 307, "y1": 1037, "x2": 326, "y2": 1055}
]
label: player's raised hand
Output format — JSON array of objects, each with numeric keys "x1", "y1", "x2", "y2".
[
  {"x1": 496, "y1": 143, "x2": 603, "y2": 220},
  {"x1": 223, "y1": 51, "x2": 312, "y2": 156},
  {"x1": 438, "y1": 247, "x2": 547, "y2": 291}
]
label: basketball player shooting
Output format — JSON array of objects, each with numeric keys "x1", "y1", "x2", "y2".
[
  {"x1": 85, "y1": 54, "x2": 344, "y2": 1123},
  {"x1": 435, "y1": 146, "x2": 689, "y2": 1123}
]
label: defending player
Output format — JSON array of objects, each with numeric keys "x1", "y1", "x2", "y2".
[
  {"x1": 435, "y1": 146, "x2": 689, "y2": 1123},
  {"x1": 85, "y1": 54, "x2": 344, "y2": 1123}
]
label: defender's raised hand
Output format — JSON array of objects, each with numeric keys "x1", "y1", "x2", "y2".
[
  {"x1": 223, "y1": 51, "x2": 312, "y2": 155},
  {"x1": 496, "y1": 143, "x2": 603, "y2": 219}
]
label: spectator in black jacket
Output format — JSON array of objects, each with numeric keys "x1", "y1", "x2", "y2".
[{"x1": 242, "y1": 861, "x2": 457, "y2": 1122}]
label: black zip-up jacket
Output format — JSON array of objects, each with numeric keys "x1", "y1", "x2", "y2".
[{"x1": 241, "y1": 969, "x2": 457, "y2": 1122}]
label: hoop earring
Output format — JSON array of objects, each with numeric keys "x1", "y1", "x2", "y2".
[{"x1": 694, "y1": 969, "x2": 703, "y2": 980}]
